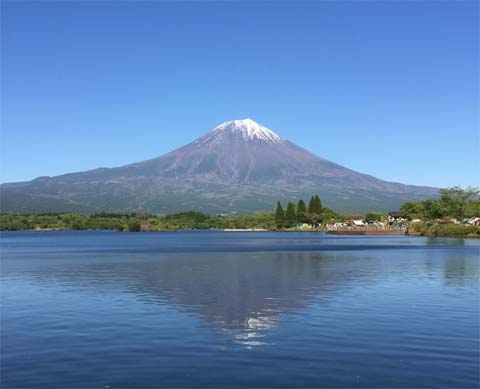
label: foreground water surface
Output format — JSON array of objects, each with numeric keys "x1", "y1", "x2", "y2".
[{"x1": 1, "y1": 231, "x2": 479, "y2": 388}]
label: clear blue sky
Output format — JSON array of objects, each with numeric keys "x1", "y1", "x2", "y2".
[{"x1": 1, "y1": 1, "x2": 478, "y2": 187}]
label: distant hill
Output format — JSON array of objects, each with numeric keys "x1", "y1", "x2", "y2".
[{"x1": 0, "y1": 119, "x2": 438, "y2": 214}]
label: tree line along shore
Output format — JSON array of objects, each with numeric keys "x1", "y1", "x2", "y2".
[{"x1": 1, "y1": 187, "x2": 479, "y2": 238}]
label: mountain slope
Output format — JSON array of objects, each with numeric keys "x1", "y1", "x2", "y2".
[{"x1": 1, "y1": 119, "x2": 438, "y2": 213}]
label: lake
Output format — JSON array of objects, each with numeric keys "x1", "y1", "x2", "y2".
[{"x1": 1, "y1": 231, "x2": 479, "y2": 388}]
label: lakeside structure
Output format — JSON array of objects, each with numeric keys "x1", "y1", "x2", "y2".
[{"x1": 325, "y1": 211, "x2": 407, "y2": 235}]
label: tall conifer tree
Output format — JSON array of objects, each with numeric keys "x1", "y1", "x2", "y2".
[
  {"x1": 315, "y1": 195, "x2": 322, "y2": 213},
  {"x1": 275, "y1": 201, "x2": 285, "y2": 227},
  {"x1": 308, "y1": 196, "x2": 316, "y2": 214},
  {"x1": 297, "y1": 200, "x2": 307, "y2": 215},
  {"x1": 285, "y1": 201, "x2": 297, "y2": 226},
  {"x1": 297, "y1": 199, "x2": 307, "y2": 222}
]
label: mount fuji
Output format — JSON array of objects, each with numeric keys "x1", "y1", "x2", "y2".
[{"x1": 1, "y1": 119, "x2": 438, "y2": 214}]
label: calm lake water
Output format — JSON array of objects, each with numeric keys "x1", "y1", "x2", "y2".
[{"x1": 1, "y1": 231, "x2": 479, "y2": 388}]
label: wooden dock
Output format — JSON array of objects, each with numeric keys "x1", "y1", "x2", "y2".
[{"x1": 326, "y1": 227, "x2": 406, "y2": 236}]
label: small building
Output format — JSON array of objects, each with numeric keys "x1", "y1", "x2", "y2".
[
  {"x1": 388, "y1": 211, "x2": 405, "y2": 222},
  {"x1": 387, "y1": 211, "x2": 407, "y2": 228}
]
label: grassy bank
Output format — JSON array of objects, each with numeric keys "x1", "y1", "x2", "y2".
[
  {"x1": 0, "y1": 212, "x2": 278, "y2": 232},
  {"x1": 406, "y1": 222, "x2": 480, "y2": 238}
]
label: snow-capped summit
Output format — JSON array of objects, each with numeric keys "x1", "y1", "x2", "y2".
[{"x1": 211, "y1": 118, "x2": 285, "y2": 143}]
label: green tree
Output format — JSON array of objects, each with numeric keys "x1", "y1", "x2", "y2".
[
  {"x1": 297, "y1": 199, "x2": 307, "y2": 222},
  {"x1": 321, "y1": 207, "x2": 342, "y2": 222},
  {"x1": 285, "y1": 201, "x2": 297, "y2": 226},
  {"x1": 439, "y1": 186, "x2": 480, "y2": 219},
  {"x1": 400, "y1": 186, "x2": 479, "y2": 221},
  {"x1": 275, "y1": 201, "x2": 285, "y2": 228},
  {"x1": 364, "y1": 211, "x2": 383, "y2": 222},
  {"x1": 308, "y1": 195, "x2": 322, "y2": 214},
  {"x1": 315, "y1": 195, "x2": 322, "y2": 213},
  {"x1": 400, "y1": 201, "x2": 425, "y2": 220},
  {"x1": 421, "y1": 199, "x2": 447, "y2": 220},
  {"x1": 308, "y1": 196, "x2": 316, "y2": 214},
  {"x1": 297, "y1": 199, "x2": 306, "y2": 214},
  {"x1": 465, "y1": 200, "x2": 480, "y2": 218}
]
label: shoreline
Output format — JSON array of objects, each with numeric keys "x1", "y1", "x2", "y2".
[{"x1": 1, "y1": 227, "x2": 479, "y2": 239}]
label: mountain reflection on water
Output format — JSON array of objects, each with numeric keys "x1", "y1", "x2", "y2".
[
  {"x1": 5, "y1": 248, "x2": 381, "y2": 346},
  {"x1": 126, "y1": 251, "x2": 378, "y2": 346}
]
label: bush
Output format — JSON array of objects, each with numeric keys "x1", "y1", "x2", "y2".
[
  {"x1": 407, "y1": 222, "x2": 480, "y2": 237},
  {"x1": 126, "y1": 220, "x2": 141, "y2": 232}
]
